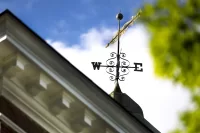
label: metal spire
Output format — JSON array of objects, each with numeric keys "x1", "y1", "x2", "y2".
[{"x1": 115, "y1": 12, "x2": 123, "y2": 83}]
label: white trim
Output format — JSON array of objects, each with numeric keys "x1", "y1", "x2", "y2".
[
  {"x1": 0, "y1": 35, "x2": 7, "y2": 42},
  {"x1": 2, "y1": 77, "x2": 74, "y2": 133}
]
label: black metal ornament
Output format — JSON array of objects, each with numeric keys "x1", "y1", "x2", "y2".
[{"x1": 91, "y1": 12, "x2": 143, "y2": 82}]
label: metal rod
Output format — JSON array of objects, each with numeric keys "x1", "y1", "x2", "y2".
[{"x1": 115, "y1": 19, "x2": 121, "y2": 82}]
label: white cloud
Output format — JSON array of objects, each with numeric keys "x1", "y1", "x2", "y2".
[{"x1": 47, "y1": 25, "x2": 191, "y2": 133}]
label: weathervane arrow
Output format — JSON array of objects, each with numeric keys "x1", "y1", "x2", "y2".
[
  {"x1": 91, "y1": 9, "x2": 143, "y2": 82},
  {"x1": 105, "y1": 9, "x2": 142, "y2": 48}
]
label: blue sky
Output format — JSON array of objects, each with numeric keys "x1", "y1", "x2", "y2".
[
  {"x1": 0, "y1": 1, "x2": 191, "y2": 133},
  {"x1": 0, "y1": 0, "x2": 147, "y2": 44}
]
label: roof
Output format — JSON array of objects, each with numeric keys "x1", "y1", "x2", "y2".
[{"x1": 0, "y1": 9, "x2": 160, "y2": 133}]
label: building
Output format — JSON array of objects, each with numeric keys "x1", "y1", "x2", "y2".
[{"x1": 0, "y1": 9, "x2": 160, "y2": 133}]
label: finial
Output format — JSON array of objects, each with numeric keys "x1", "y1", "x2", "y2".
[
  {"x1": 110, "y1": 81, "x2": 122, "y2": 98},
  {"x1": 116, "y1": 12, "x2": 123, "y2": 20},
  {"x1": 114, "y1": 80, "x2": 122, "y2": 93}
]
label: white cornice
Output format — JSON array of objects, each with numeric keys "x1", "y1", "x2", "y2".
[{"x1": 2, "y1": 77, "x2": 75, "y2": 133}]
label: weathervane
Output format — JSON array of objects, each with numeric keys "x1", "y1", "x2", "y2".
[{"x1": 91, "y1": 10, "x2": 143, "y2": 82}]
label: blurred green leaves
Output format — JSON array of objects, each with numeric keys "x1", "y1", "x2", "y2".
[
  {"x1": 141, "y1": 0, "x2": 200, "y2": 132},
  {"x1": 141, "y1": 0, "x2": 200, "y2": 90}
]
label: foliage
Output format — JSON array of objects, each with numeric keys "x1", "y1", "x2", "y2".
[
  {"x1": 141, "y1": 0, "x2": 200, "y2": 90},
  {"x1": 141, "y1": 0, "x2": 200, "y2": 133},
  {"x1": 169, "y1": 92, "x2": 200, "y2": 133}
]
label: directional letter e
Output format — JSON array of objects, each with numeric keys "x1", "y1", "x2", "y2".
[
  {"x1": 133, "y1": 62, "x2": 143, "y2": 72},
  {"x1": 91, "y1": 62, "x2": 102, "y2": 70}
]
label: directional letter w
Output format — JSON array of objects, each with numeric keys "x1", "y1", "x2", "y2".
[{"x1": 91, "y1": 62, "x2": 102, "y2": 70}]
